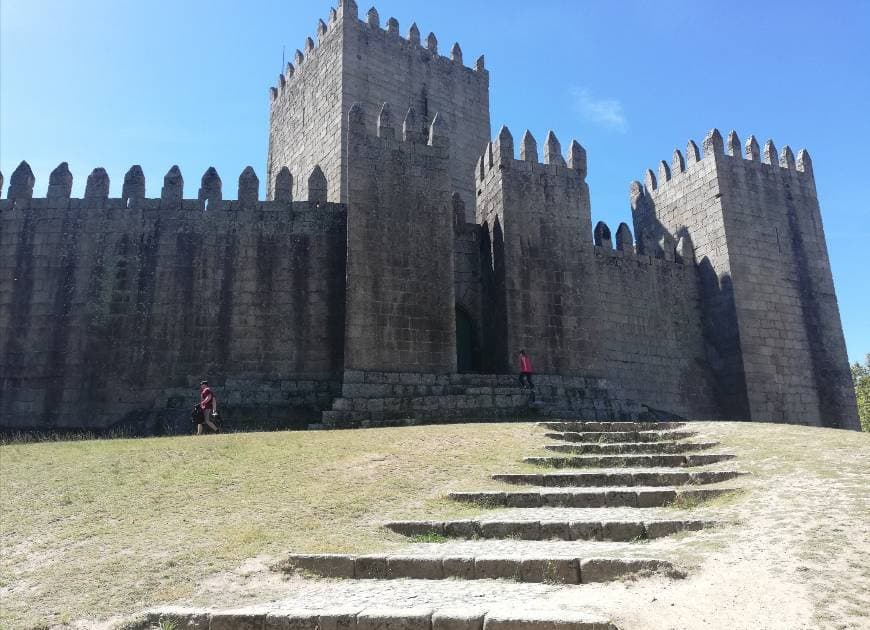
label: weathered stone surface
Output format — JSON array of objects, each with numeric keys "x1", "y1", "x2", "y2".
[
  {"x1": 264, "y1": 611, "x2": 319, "y2": 630},
  {"x1": 285, "y1": 554, "x2": 355, "y2": 578},
  {"x1": 442, "y1": 557, "x2": 475, "y2": 579},
  {"x1": 387, "y1": 556, "x2": 443, "y2": 579},
  {"x1": 0, "y1": 1, "x2": 857, "y2": 433},
  {"x1": 474, "y1": 557, "x2": 520, "y2": 580},
  {"x1": 209, "y1": 612, "x2": 266, "y2": 630},
  {"x1": 432, "y1": 608, "x2": 485, "y2": 630},
  {"x1": 519, "y1": 558, "x2": 580, "y2": 584},
  {"x1": 355, "y1": 555, "x2": 388, "y2": 579},
  {"x1": 580, "y1": 558, "x2": 674, "y2": 583},
  {"x1": 356, "y1": 609, "x2": 433, "y2": 630},
  {"x1": 318, "y1": 611, "x2": 362, "y2": 630},
  {"x1": 483, "y1": 612, "x2": 616, "y2": 630}
]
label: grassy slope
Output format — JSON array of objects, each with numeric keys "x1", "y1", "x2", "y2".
[
  {"x1": 1, "y1": 421, "x2": 868, "y2": 629},
  {"x1": 0, "y1": 424, "x2": 536, "y2": 629}
]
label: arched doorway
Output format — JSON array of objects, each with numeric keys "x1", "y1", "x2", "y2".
[{"x1": 455, "y1": 306, "x2": 478, "y2": 373}]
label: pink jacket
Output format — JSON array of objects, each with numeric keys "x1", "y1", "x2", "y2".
[{"x1": 519, "y1": 355, "x2": 533, "y2": 373}]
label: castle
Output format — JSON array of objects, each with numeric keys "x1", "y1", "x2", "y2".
[{"x1": 0, "y1": 0, "x2": 860, "y2": 432}]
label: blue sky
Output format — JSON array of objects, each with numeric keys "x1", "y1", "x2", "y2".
[{"x1": 1, "y1": 0, "x2": 868, "y2": 363}]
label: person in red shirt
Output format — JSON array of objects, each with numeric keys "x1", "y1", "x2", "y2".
[
  {"x1": 518, "y1": 349, "x2": 535, "y2": 402},
  {"x1": 197, "y1": 380, "x2": 221, "y2": 435}
]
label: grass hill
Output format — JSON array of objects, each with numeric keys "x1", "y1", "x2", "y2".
[{"x1": 0, "y1": 421, "x2": 868, "y2": 629}]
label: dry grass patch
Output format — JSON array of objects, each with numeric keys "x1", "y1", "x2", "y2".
[{"x1": 0, "y1": 423, "x2": 536, "y2": 629}]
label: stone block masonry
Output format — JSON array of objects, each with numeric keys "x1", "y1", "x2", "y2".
[
  {"x1": 344, "y1": 102, "x2": 455, "y2": 374},
  {"x1": 0, "y1": 164, "x2": 346, "y2": 432},
  {"x1": 1, "y1": 0, "x2": 858, "y2": 432},
  {"x1": 267, "y1": 0, "x2": 490, "y2": 220},
  {"x1": 632, "y1": 130, "x2": 858, "y2": 429}
]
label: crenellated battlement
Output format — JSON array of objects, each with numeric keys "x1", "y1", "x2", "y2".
[
  {"x1": 592, "y1": 219, "x2": 694, "y2": 266},
  {"x1": 347, "y1": 100, "x2": 450, "y2": 151},
  {"x1": 0, "y1": 161, "x2": 339, "y2": 213},
  {"x1": 269, "y1": 2, "x2": 483, "y2": 104},
  {"x1": 476, "y1": 127, "x2": 587, "y2": 183},
  {"x1": 636, "y1": 128, "x2": 815, "y2": 199}
]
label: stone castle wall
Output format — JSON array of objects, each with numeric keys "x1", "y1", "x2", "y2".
[
  {"x1": 476, "y1": 129, "x2": 597, "y2": 375},
  {"x1": 1, "y1": 0, "x2": 858, "y2": 432},
  {"x1": 343, "y1": 103, "x2": 456, "y2": 373},
  {"x1": 0, "y1": 163, "x2": 346, "y2": 431},
  {"x1": 266, "y1": 0, "x2": 491, "y2": 219},
  {"x1": 266, "y1": 3, "x2": 347, "y2": 202},
  {"x1": 633, "y1": 130, "x2": 858, "y2": 429},
  {"x1": 591, "y1": 239, "x2": 718, "y2": 420}
]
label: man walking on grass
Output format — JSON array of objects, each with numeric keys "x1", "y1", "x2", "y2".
[{"x1": 197, "y1": 380, "x2": 221, "y2": 434}]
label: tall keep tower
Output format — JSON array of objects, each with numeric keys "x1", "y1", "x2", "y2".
[{"x1": 265, "y1": 0, "x2": 491, "y2": 218}]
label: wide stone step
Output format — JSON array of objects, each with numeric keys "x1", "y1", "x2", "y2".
[
  {"x1": 538, "y1": 421, "x2": 685, "y2": 432},
  {"x1": 524, "y1": 454, "x2": 736, "y2": 468},
  {"x1": 448, "y1": 487, "x2": 734, "y2": 508},
  {"x1": 544, "y1": 441, "x2": 719, "y2": 455},
  {"x1": 544, "y1": 430, "x2": 698, "y2": 443},
  {"x1": 385, "y1": 519, "x2": 712, "y2": 541},
  {"x1": 138, "y1": 607, "x2": 618, "y2": 630},
  {"x1": 493, "y1": 470, "x2": 742, "y2": 487},
  {"x1": 282, "y1": 553, "x2": 679, "y2": 585}
]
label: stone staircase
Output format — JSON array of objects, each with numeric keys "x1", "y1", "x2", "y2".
[
  {"x1": 137, "y1": 420, "x2": 745, "y2": 629},
  {"x1": 320, "y1": 373, "x2": 645, "y2": 429}
]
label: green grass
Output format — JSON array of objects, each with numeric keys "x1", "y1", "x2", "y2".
[
  {"x1": 0, "y1": 423, "x2": 535, "y2": 629},
  {"x1": 2, "y1": 420, "x2": 868, "y2": 629}
]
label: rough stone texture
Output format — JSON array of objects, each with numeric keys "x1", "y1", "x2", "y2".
[
  {"x1": 343, "y1": 105, "x2": 455, "y2": 374},
  {"x1": 266, "y1": 6, "x2": 490, "y2": 217},
  {"x1": 2, "y1": 5, "x2": 857, "y2": 433},
  {"x1": 0, "y1": 189, "x2": 346, "y2": 432},
  {"x1": 593, "y1": 247, "x2": 718, "y2": 419},
  {"x1": 476, "y1": 130, "x2": 596, "y2": 376},
  {"x1": 632, "y1": 132, "x2": 858, "y2": 429}
]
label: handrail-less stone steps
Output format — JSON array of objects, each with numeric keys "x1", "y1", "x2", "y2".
[
  {"x1": 283, "y1": 553, "x2": 679, "y2": 585},
  {"x1": 493, "y1": 470, "x2": 742, "y2": 487},
  {"x1": 544, "y1": 430, "x2": 698, "y2": 443},
  {"x1": 524, "y1": 453, "x2": 736, "y2": 468},
  {"x1": 385, "y1": 519, "x2": 712, "y2": 541},
  {"x1": 538, "y1": 421, "x2": 685, "y2": 432},
  {"x1": 449, "y1": 487, "x2": 734, "y2": 508},
  {"x1": 544, "y1": 441, "x2": 719, "y2": 455},
  {"x1": 138, "y1": 607, "x2": 619, "y2": 630}
]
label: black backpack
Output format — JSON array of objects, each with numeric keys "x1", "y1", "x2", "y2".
[{"x1": 191, "y1": 405, "x2": 205, "y2": 425}]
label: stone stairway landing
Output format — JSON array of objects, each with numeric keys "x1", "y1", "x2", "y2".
[
  {"x1": 282, "y1": 552, "x2": 680, "y2": 585},
  {"x1": 492, "y1": 470, "x2": 743, "y2": 487},
  {"x1": 543, "y1": 440, "x2": 719, "y2": 455},
  {"x1": 523, "y1": 453, "x2": 736, "y2": 468},
  {"x1": 321, "y1": 372, "x2": 646, "y2": 428},
  {"x1": 544, "y1": 430, "x2": 699, "y2": 443},
  {"x1": 384, "y1": 518, "x2": 713, "y2": 541},
  {"x1": 139, "y1": 607, "x2": 618, "y2": 630},
  {"x1": 538, "y1": 421, "x2": 686, "y2": 432},
  {"x1": 448, "y1": 487, "x2": 734, "y2": 508}
]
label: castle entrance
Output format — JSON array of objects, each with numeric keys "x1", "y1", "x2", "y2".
[{"x1": 455, "y1": 306, "x2": 478, "y2": 373}]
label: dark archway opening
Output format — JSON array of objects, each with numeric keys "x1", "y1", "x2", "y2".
[{"x1": 455, "y1": 306, "x2": 480, "y2": 374}]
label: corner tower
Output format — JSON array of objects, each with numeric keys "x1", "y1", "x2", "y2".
[
  {"x1": 265, "y1": 0, "x2": 491, "y2": 218},
  {"x1": 632, "y1": 129, "x2": 858, "y2": 429}
]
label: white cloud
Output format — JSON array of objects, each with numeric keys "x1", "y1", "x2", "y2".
[{"x1": 572, "y1": 88, "x2": 627, "y2": 133}]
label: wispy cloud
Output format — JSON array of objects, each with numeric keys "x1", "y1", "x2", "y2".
[{"x1": 572, "y1": 88, "x2": 627, "y2": 133}]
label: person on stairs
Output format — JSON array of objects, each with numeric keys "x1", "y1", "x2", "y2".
[
  {"x1": 197, "y1": 380, "x2": 222, "y2": 435},
  {"x1": 518, "y1": 349, "x2": 535, "y2": 403}
]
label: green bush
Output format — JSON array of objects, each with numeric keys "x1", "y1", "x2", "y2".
[{"x1": 851, "y1": 354, "x2": 870, "y2": 432}]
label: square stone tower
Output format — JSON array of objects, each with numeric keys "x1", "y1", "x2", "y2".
[
  {"x1": 632, "y1": 129, "x2": 859, "y2": 429},
  {"x1": 265, "y1": 0, "x2": 491, "y2": 219}
]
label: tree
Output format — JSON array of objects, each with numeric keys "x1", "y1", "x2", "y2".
[{"x1": 851, "y1": 353, "x2": 870, "y2": 432}]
